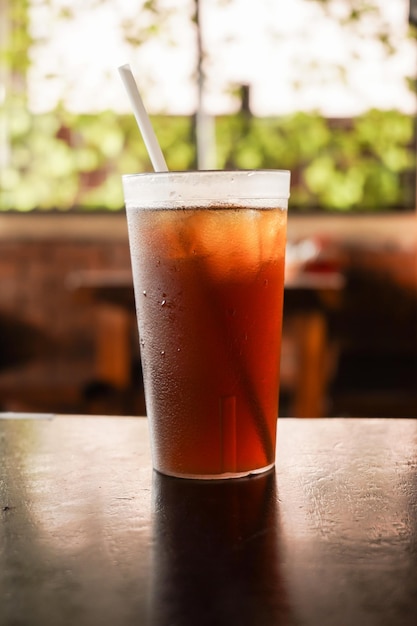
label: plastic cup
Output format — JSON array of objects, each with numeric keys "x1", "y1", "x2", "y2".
[{"x1": 122, "y1": 170, "x2": 290, "y2": 479}]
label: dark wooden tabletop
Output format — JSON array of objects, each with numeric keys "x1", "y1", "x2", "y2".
[{"x1": 1, "y1": 415, "x2": 416, "y2": 626}]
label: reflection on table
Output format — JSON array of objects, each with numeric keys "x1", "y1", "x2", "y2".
[{"x1": 151, "y1": 470, "x2": 289, "y2": 626}]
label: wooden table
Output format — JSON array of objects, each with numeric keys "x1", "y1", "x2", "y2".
[
  {"x1": 1, "y1": 414, "x2": 416, "y2": 626},
  {"x1": 68, "y1": 268, "x2": 344, "y2": 417}
]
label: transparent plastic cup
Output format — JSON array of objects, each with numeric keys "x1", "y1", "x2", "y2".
[{"x1": 122, "y1": 170, "x2": 290, "y2": 479}]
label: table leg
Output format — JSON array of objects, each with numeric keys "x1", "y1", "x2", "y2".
[
  {"x1": 292, "y1": 312, "x2": 328, "y2": 418},
  {"x1": 95, "y1": 305, "x2": 133, "y2": 390}
]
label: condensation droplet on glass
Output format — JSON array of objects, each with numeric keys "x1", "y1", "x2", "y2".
[
  {"x1": 161, "y1": 299, "x2": 166, "y2": 306},
  {"x1": 142, "y1": 290, "x2": 147, "y2": 296},
  {"x1": 160, "y1": 350, "x2": 165, "y2": 356}
]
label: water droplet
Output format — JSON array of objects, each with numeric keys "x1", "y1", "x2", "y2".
[
  {"x1": 160, "y1": 350, "x2": 165, "y2": 356},
  {"x1": 142, "y1": 290, "x2": 147, "y2": 296},
  {"x1": 263, "y1": 279, "x2": 269, "y2": 287},
  {"x1": 161, "y1": 299, "x2": 166, "y2": 306},
  {"x1": 177, "y1": 348, "x2": 181, "y2": 352}
]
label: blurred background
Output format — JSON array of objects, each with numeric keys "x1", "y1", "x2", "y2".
[{"x1": 0, "y1": 0, "x2": 416, "y2": 417}]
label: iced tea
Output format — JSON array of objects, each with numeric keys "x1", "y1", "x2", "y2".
[{"x1": 126, "y1": 192, "x2": 288, "y2": 478}]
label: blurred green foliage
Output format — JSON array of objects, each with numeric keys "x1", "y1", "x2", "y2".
[
  {"x1": 1, "y1": 0, "x2": 415, "y2": 212},
  {"x1": 0, "y1": 104, "x2": 414, "y2": 212},
  {"x1": 215, "y1": 111, "x2": 415, "y2": 211}
]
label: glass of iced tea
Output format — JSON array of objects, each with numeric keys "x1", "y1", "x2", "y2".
[{"x1": 122, "y1": 170, "x2": 290, "y2": 479}]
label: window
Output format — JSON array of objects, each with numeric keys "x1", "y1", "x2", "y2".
[{"x1": 1, "y1": 0, "x2": 416, "y2": 211}]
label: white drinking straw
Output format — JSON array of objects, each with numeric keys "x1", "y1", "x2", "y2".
[{"x1": 118, "y1": 64, "x2": 168, "y2": 172}]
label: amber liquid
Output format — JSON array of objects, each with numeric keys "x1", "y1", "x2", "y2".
[{"x1": 127, "y1": 206, "x2": 287, "y2": 478}]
